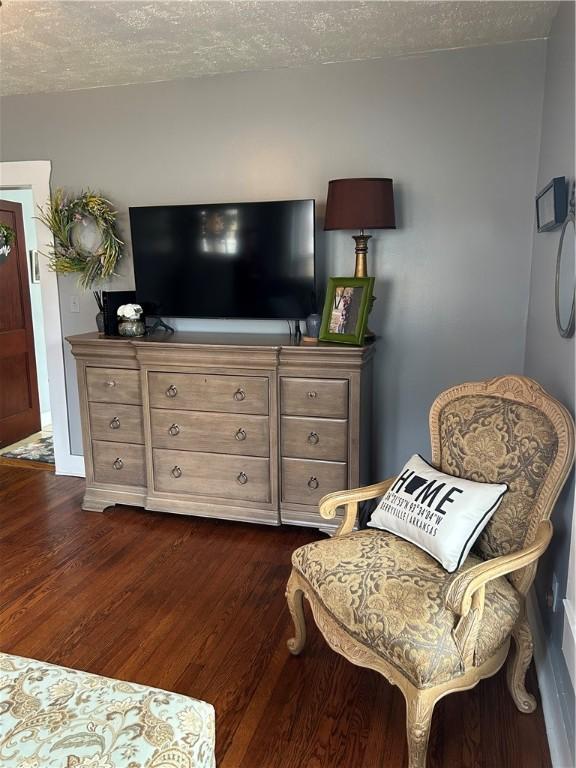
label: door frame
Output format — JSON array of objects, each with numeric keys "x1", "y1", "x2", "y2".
[{"x1": 0, "y1": 161, "x2": 85, "y2": 476}]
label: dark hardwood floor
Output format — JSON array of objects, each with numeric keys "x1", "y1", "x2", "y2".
[{"x1": 0, "y1": 464, "x2": 552, "y2": 767}]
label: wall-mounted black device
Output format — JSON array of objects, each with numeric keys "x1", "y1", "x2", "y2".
[{"x1": 536, "y1": 176, "x2": 568, "y2": 232}]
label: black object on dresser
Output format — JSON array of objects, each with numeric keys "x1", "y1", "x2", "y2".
[{"x1": 101, "y1": 290, "x2": 137, "y2": 336}]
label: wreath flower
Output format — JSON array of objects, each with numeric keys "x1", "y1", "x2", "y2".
[{"x1": 37, "y1": 188, "x2": 123, "y2": 288}]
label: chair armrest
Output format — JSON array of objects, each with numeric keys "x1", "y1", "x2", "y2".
[
  {"x1": 319, "y1": 477, "x2": 396, "y2": 536},
  {"x1": 445, "y1": 520, "x2": 553, "y2": 617}
]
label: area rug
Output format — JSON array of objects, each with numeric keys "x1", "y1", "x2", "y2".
[
  {"x1": 0, "y1": 652, "x2": 216, "y2": 768},
  {"x1": 0, "y1": 434, "x2": 54, "y2": 464}
]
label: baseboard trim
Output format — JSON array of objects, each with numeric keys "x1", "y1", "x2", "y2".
[
  {"x1": 562, "y1": 598, "x2": 576, "y2": 692},
  {"x1": 55, "y1": 454, "x2": 85, "y2": 478},
  {"x1": 527, "y1": 591, "x2": 573, "y2": 768}
]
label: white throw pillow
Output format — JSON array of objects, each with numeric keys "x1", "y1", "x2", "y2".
[{"x1": 367, "y1": 454, "x2": 507, "y2": 572}]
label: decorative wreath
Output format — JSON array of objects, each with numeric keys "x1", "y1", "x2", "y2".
[
  {"x1": 0, "y1": 222, "x2": 15, "y2": 246},
  {"x1": 38, "y1": 189, "x2": 123, "y2": 288}
]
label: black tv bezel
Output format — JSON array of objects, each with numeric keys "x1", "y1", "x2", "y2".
[{"x1": 129, "y1": 197, "x2": 317, "y2": 321}]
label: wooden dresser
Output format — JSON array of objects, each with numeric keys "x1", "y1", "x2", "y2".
[{"x1": 67, "y1": 332, "x2": 374, "y2": 531}]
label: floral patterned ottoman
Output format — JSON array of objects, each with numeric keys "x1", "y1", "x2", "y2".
[{"x1": 0, "y1": 653, "x2": 215, "y2": 768}]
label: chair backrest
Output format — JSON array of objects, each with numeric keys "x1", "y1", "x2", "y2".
[{"x1": 430, "y1": 376, "x2": 574, "y2": 588}]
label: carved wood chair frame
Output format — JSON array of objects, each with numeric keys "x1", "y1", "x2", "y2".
[{"x1": 286, "y1": 375, "x2": 575, "y2": 768}]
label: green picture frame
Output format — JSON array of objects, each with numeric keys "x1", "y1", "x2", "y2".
[{"x1": 319, "y1": 276, "x2": 375, "y2": 345}]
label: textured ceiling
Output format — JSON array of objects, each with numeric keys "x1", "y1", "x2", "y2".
[{"x1": 0, "y1": 1, "x2": 558, "y2": 97}]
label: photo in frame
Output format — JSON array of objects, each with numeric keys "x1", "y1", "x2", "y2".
[{"x1": 319, "y1": 276, "x2": 375, "y2": 345}]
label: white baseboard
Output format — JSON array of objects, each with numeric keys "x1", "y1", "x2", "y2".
[
  {"x1": 55, "y1": 454, "x2": 85, "y2": 478},
  {"x1": 562, "y1": 598, "x2": 576, "y2": 692},
  {"x1": 527, "y1": 592, "x2": 573, "y2": 768}
]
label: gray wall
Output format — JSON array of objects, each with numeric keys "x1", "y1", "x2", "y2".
[
  {"x1": 1, "y1": 41, "x2": 545, "y2": 469},
  {"x1": 524, "y1": 1, "x2": 575, "y2": 755}
]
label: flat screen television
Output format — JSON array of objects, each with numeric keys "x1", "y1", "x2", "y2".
[{"x1": 129, "y1": 199, "x2": 315, "y2": 319}]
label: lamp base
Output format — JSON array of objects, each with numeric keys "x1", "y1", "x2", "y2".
[
  {"x1": 363, "y1": 294, "x2": 377, "y2": 343},
  {"x1": 364, "y1": 328, "x2": 376, "y2": 342},
  {"x1": 352, "y1": 233, "x2": 375, "y2": 341},
  {"x1": 352, "y1": 233, "x2": 372, "y2": 278}
]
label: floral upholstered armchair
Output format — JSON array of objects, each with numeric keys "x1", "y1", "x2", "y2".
[{"x1": 286, "y1": 376, "x2": 574, "y2": 768}]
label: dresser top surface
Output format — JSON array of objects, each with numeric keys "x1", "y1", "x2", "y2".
[{"x1": 67, "y1": 331, "x2": 375, "y2": 357}]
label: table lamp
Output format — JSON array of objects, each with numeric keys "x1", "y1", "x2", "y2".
[{"x1": 324, "y1": 178, "x2": 396, "y2": 277}]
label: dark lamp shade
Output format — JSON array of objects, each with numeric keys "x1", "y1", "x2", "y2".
[{"x1": 324, "y1": 178, "x2": 396, "y2": 231}]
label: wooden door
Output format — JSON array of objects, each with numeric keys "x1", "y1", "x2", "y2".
[{"x1": 0, "y1": 200, "x2": 41, "y2": 447}]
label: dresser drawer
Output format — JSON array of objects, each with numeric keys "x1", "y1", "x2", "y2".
[
  {"x1": 148, "y1": 372, "x2": 269, "y2": 415},
  {"x1": 92, "y1": 440, "x2": 146, "y2": 487},
  {"x1": 281, "y1": 416, "x2": 347, "y2": 462},
  {"x1": 282, "y1": 457, "x2": 347, "y2": 505},
  {"x1": 89, "y1": 403, "x2": 144, "y2": 444},
  {"x1": 280, "y1": 378, "x2": 348, "y2": 418},
  {"x1": 86, "y1": 367, "x2": 141, "y2": 405},
  {"x1": 151, "y1": 409, "x2": 269, "y2": 457},
  {"x1": 153, "y1": 449, "x2": 270, "y2": 503}
]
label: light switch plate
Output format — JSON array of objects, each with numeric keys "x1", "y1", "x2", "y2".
[{"x1": 552, "y1": 573, "x2": 559, "y2": 612}]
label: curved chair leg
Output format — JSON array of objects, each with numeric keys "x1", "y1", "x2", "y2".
[
  {"x1": 286, "y1": 570, "x2": 307, "y2": 655},
  {"x1": 507, "y1": 617, "x2": 537, "y2": 713},
  {"x1": 405, "y1": 690, "x2": 435, "y2": 768}
]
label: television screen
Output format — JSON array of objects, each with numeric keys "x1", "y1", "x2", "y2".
[{"x1": 129, "y1": 199, "x2": 315, "y2": 320}]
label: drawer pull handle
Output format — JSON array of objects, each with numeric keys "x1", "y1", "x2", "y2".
[
  {"x1": 109, "y1": 416, "x2": 121, "y2": 430},
  {"x1": 113, "y1": 458, "x2": 123, "y2": 470},
  {"x1": 106, "y1": 380, "x2": 116, "y2": 388},
  {"x1": 233, "y1": 388, "x2": 246, "y2": 402},
  {"x1": 235, "y1": 428, "x2": 247, "y2": 441},
  {"x1": 307, "y1": 391, "x2": 318, "y2": 399},
  {"x1": 307, "y1": 431, "x2": 319, "y2": 445},
  {"x1": 171, "y1": 465, "x2": 182, "y2": 479},
  {"x1": 169, "y1": 424, "x2": 180, "y2": 436},
  {"x1": 166, "y1": 384, "x2": 178, "y2": 398},
  {"x1": 237, "y1": 471, "x2": 248, "y2": 485},
  {"x1": 307, "y1": 476, "x2": 319, "y2": 490}
]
